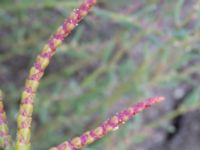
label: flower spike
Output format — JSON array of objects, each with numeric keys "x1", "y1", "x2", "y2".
[
  {"x1": 0, "y1": 90, "x2": 12, "y2": 149},
  {"x1": 16, "y1": 0, "x2": 97, "y2": 150},
  {"x1": 49, "y1": 96, "x2": 164, "y2": 150}
]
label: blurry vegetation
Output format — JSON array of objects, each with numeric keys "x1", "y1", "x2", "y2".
[{"x1": 0, "y1": 0, "x2": 200, "y2": 150}]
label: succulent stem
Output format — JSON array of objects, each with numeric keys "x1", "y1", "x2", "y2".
[
  {"x1": 49, "y1": 96, "x2": 164, "y2": 150},
  {"x1": 16, "y1": 1, "x2": 97, "y2": 150}
]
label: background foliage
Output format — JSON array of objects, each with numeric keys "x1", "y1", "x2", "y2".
[{"x1": 0, "y1": 0, "x2": 200, "y2": 149}]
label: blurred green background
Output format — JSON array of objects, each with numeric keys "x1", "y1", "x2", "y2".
[{"x1": 0, "y1": 0, "x2": 200, "y2": 150}]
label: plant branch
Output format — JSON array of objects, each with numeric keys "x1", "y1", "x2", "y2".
[
  {"x1": 49, "y1": 96, "x2": 164, "y2": 150},
  {"x1": 16, "y1": 0, "x2": 97, "y2": 150}
]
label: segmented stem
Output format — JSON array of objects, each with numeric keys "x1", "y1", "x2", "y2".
[
  {"x1": 16, "y1": 0, "x2": 96, "y2": 149},
  {"x1": 49, "y1": 96, "x2": 164, "y2": 150},
  {"x1": 0, "y1": 90, "x2": 12, "y2": 149}
]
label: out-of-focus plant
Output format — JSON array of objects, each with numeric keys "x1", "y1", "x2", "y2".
[{"x1": 0, "y1": 90, "x2": 12, "y2": 150}]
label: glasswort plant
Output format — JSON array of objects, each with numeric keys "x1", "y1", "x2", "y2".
[{"x1": 0, "y1": 0, "x2": 165, "y2": 150}]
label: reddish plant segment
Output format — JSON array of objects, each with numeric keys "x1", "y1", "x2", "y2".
[
  {"x1": 16, "y1": 0, "x2": 97, "y2": 149},
  {"x1": 0, "y1": 90, "x2": 12, "y2": 149},
  {"x1": 49, "y1": 96, "x2": 164, "y2": 150}
]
